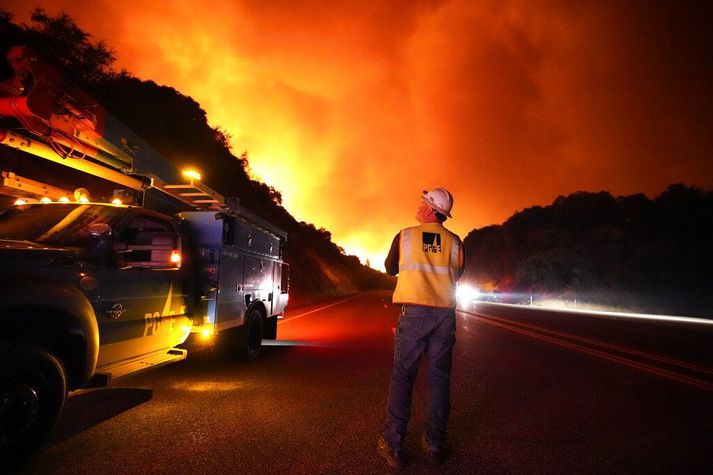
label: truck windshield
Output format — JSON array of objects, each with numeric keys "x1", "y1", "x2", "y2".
[{"x1": 0, "y1": 204, "x2": 124, "y2": 247}]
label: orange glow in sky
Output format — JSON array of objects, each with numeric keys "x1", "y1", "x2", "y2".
[{"x1": 3, "y1": 1, "x2": 712, "y2": 269}]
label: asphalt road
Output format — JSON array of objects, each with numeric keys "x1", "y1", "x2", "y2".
[{"x1": 20, "y1": 291, "x2": 713, "y2": 474}]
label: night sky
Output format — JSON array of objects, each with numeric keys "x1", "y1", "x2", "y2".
[{"x1": 3, "y1": 1, "x2": 712, "y2": 266}]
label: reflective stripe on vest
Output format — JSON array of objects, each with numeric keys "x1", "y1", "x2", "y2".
[
  {"x1": 392, "y1": 224, "x2": 462, "y2": 308},
  {"x1": 399, "y1": 263, "x2": 450, "y2": 274}
]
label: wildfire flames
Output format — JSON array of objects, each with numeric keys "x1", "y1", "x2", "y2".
[{"x1": 3, "y1": 1, "x2": 712, "y2": 268}]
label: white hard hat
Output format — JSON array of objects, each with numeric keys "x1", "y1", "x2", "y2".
[{"x1": 421, "y1": 188, "x2": 454, "y2": 218}]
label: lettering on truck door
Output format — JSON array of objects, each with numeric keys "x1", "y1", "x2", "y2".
[{"x1": 97, "y1": 214, "x2": 189, "y2": 365}]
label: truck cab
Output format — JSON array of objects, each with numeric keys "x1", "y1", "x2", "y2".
[
  {"x1": 0, "y1": 199, "x2": 288, "y2": 465},
  {"x1": 0, "y1": 202, "x2": 190, "y2": 373}
]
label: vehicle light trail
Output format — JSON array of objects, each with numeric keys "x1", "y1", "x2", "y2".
[{"x1": 474, "y1": 302, "x2": 713, "y2": 326}]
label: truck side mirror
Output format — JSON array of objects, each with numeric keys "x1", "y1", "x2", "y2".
[
  {"x1": 117, "y1": 232, "x2": 182, "y2": 270},
  {"x1": 87, "y1": 222, "x2": 112, "y2": 238}
]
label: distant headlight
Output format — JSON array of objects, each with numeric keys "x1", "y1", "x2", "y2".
[{"x1": 456, "y1": 284, "x2": 480, "y2": 304}]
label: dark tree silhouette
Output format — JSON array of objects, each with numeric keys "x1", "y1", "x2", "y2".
[
  {"x1": 463, "y1": 186, "x2": 713, "y2": 317},
  {"x1": 0, "y1": 10, "x2": 393, "y2": 302}
]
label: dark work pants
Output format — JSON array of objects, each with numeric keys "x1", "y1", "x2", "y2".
[{"x1": 383, "y1": 306, "x2": 456, "y2": 451}]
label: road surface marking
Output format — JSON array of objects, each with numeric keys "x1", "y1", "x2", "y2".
[
  {"x1": 460, "y1": 311, "x2": 713, "y2": 393},
  {"x1": 465, "y1": 310, "x2": 713, "y2": 377},
  {"x1": 278, "y1": 293, "x2": 366, "y2": 325}
]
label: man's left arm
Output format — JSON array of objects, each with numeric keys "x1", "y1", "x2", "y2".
[{"x1": 384, "y1": 233, "x2": 400, "y2": 276}]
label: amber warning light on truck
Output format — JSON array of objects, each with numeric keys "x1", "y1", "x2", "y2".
[{"x1": 182, "y1": 169, "x2": 202, "y2": 181}]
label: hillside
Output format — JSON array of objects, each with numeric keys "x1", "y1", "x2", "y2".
[
  {"x1": 463, "y1": 185, "x2": 713, "y2": 317},
  {"x1": 0, "y1": 9, "x2": 394, "y2": 303}
]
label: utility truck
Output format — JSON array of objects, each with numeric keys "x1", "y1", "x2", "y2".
[{"x1": 0, "y1": 46, "x2": 289, "y2": 465}]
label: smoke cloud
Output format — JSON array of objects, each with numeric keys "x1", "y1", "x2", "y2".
[{"x1": 3, "y1": 0, "x2": 712, "y2": 266}]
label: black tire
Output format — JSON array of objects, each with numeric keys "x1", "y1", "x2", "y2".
[
  {"x1": 0, "y1": 344, "x2": 67, "y2": 468},
  {"x1": 237, "y1": 308, "x2": 263, "y2": 361}
]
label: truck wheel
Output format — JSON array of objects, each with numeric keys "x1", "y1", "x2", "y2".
[
  {"x1": 0, "y1": 344, "x2": 67, "y2": 467},
  {"x1": 237, "y1": 308, "x2": 263, "y2": 361}
]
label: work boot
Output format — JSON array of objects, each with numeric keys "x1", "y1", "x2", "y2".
[
  {"x1": 421, "y1": 434, "x2": 447, "y2": 467},
  {"x1": 377, "y1": 436, "x2": 404, "y2": 469}
]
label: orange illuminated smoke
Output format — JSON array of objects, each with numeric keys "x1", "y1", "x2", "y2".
[{"x1": 3, "y1": 1, "x2": 708, "y2": 269}]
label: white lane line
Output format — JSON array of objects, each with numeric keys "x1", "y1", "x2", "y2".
[
  {"x1": 468, "y1": 312, "x2": 713, "y2": 393},
  {"x1": 277, "y1": 293, "x2": 366, "y2": 325},
  {"x1": 465, "y1": 310, "x2": 713, "y2": 376}
]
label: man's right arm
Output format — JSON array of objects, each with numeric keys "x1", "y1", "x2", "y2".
[
  {"x1": 456, "y1": 238, "x2": 466, "y2": 280},
  {"x1": 384, "y1": 233, "x2": 400, "y2": 276}
]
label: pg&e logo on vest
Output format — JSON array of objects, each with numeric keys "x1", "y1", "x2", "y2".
[{"x1": 422, "y1": 232, "x2": 442, "y2": 253}]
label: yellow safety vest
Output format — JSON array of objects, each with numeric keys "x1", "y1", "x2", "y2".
[{"x1": 392, "y1": 223, "x2": 463, "y2": 308}]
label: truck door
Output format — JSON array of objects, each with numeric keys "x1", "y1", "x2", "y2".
[
  {"x1": 97, "y1": 214, "x2": 189, "y2": 365},
  {"x1": 215, "y1": 216, "x2": 246, "y2": 330}
]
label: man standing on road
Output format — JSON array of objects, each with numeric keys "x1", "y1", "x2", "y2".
[{"x1": 378, "y1": 188, "x2": 465, "y2": 469}]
